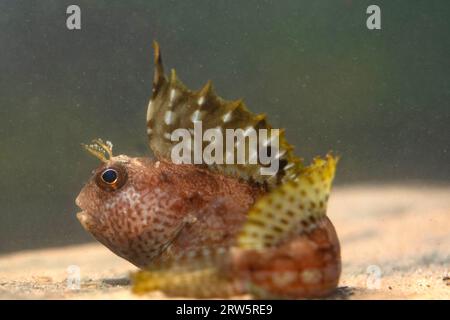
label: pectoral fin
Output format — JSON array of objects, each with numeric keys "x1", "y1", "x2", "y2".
[{"x1": 237, "y1": 154, "x2": 339, "y2": 250}]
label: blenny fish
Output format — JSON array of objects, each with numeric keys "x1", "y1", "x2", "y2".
[{"x1": 76, "y1": 41, "x2": 341, "y2": 298}]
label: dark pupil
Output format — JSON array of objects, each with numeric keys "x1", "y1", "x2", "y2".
[{"x1": 101, "y1": 169, "x2": 118, "y2": 184}]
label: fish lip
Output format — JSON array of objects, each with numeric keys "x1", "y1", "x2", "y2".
[
  {"x1": 75, "y1": 195, "x2": 83, "y2": 209},
  {"x1": 76, "y1": 210, "x2": 91, "y2": 230},
  {"x1": 75, "y1": 195, "x2": 89, "y2": 216},
  {"x1": 76, "y1": 210, "x2": 86, "y2": 220},
  {"x1": 75, "y1": 196, "x2": 90, "y2": 228}
]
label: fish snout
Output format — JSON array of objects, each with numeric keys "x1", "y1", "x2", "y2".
[{"x1": 75, "y1": 193, "x2": 92, "y2": 230}]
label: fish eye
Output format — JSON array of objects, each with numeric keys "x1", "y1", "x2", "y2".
[
  {"x1": 101, "y1": 169, "x2": 118, "y2": 184},
  {"x1": 95, "y1": 165, "x2": 127, "y2": 191}
]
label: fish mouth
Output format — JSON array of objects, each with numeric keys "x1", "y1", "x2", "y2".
[
  {"x1": 76, "y1": 210, "x2": 87, "y2": 221},
  {"x1": 75, "y1": 196, "x2": 90, "y2": 230},
  {"x1": 76, "y1": 210, "x2": 91, "y2": 231}
]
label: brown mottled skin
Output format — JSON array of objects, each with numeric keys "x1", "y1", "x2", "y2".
[
  {"x1": 230, "y1": 217, "x2": 340, "y2": 298},
  {"x1": 76, "y1": 155, "x2": 264, "y2": 268}
]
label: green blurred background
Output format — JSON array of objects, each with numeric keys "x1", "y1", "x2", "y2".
[{"x1": 0, "y1": 0, "x2": 449, "y2": 253}]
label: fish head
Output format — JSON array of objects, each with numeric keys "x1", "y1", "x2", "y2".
[{"x1": 76, "y1": 140, "x2": 187, "y2": 268}]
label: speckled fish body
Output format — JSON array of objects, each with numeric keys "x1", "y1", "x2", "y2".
[
  {"x1": 76, "y1": 41, "x2": 341, "y2": 299},
  {"x1": 77, "y1": 157, "x2": 263, "y2": 268},
  {"x1": 131, "y1": 153, "x2": 340, "y2": 298}
]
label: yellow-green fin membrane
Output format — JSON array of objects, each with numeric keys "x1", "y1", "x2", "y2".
[
  {"x1": 132, "y1": 267, "x2": 240, "y2": 298},
  {"x1": 132, "y1": 246, "x2": 241, "y2": 298},
  {"x1": 238, "y1": 154, "x2": 338, "y2": 250}
]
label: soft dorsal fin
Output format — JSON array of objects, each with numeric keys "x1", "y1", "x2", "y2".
[{"x1": 146, "y1": 41, "x2": 303, "y2": 187}]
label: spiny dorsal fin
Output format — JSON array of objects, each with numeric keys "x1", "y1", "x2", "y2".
[
  {"x1": 147, "y1": 41, "x2": 303, "y2": 187},
  {"x1": 237, "y1": 154, "x2": 339, "y2": 250}
]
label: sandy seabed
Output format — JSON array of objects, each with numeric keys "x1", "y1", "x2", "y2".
[{"x1": 0, "y1": 184, "x2": 449, "y2": 299}]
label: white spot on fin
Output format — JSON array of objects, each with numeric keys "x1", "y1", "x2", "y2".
[
  {"x1": 146, "y1": 100, "x2": 154, "y2": 121},
  {"x1": 164, "y1": 132, "x2": 172, "y2": 140},
  {"x1": 222, "y1": 111, "x2": 233, "y2": 123},
  {"x1": 169, "y1": 89, "x2": 177, "y2": 108},
  {"x1": 164, "y1": 111, "x2": 175, "y2": 125},
  {"x1": 191, "y1": 110, "x2": 202, "y2": 122}
]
